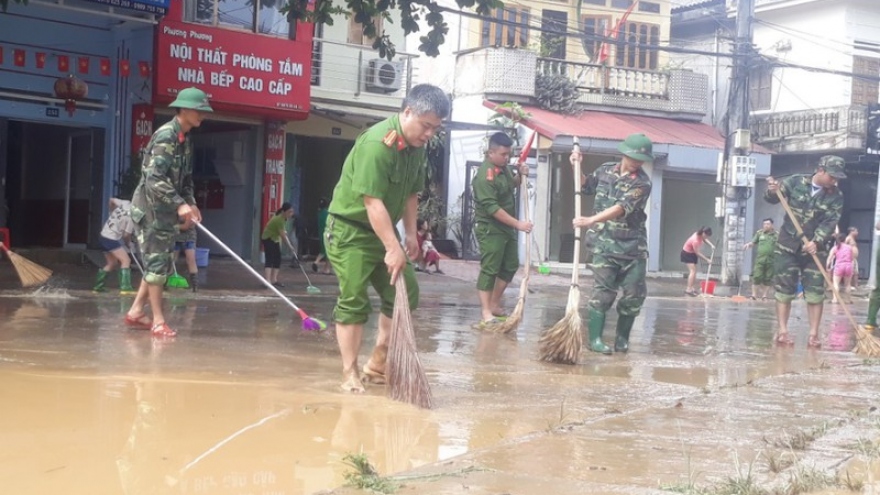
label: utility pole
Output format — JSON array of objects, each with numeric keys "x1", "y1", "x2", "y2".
[{"x1": 720, "y1": 0, "x2": 756, "y2": 286}]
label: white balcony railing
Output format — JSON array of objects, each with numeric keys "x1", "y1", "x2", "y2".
[
  {"x1": 311, "y1": 37, "x2": 417, "y2": 100},
  {"x1": 751, "y1": 106, "x2": 868, "y2": 142},
  {"x1": 537, "y1": 57, "x2": 669, "y2": 100}
]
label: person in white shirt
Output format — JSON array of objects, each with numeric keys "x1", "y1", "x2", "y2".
[{"x1": 94, "y1": 198, "x2": 137, "y2": 294}]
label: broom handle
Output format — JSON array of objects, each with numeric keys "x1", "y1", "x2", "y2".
[
  {"x1": 571, "y1": 138, "x2": 582, "y2": 287},
  {"x1": 774, "y1": 188, "x2": 860, "y2": 330},
  {"x1": 194, "y1": 222, "x2": 303, "y2": 313}
]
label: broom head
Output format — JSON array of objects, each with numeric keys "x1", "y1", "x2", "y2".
[
  {"x1": 493, "y1": 277, "x2": 528, "y2": 334},
  {"x1": 854, "y1": 324, "x2": 880, "y2": 357},
  {"x1": 166, "y1": 272, "x2": 190, "y2": 289},
  {"x1": 2, "y1": 246, "x2": 52, "y2": 288},
  {"x1": 538, "y1": 288, "x2": 583, "y2": 364},
  {"x1": 387, "y1": 276, "x2": 433, "y2": 409}
]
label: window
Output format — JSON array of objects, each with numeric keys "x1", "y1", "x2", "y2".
[
  {"x1": 185, "y1": 0, "x2": 295, "y2": 39},
  {"x1": 639, "y1": 1, "x2": 661, "y2": 13},
  {"x1": 480, "y1": 7, "x2": 530, "y2": 48},
  {"x1": 611, "y1": 0, "x2": 633, "y2": 8},
  {"x1": 614, "y1": 21, "x2": 659, "y2": 70},
  {"x1": 541, "y1": 9, "x2": 567, "y2": 59},
  {"x1": 749, "y1": 66, "x2": 773, "y2": 110},
  {"x1": 348, "y1": 15, "x2": 383, "y2": 45},
  {"x1": 582, "y1": 0, "x2": 606, "y2": 4},
  {"x1": 581, "y1": 15, "x2": 611, "y2": 61},
  {"x1": 852, "y1": 56, "x2": 880, "y2": 106}
]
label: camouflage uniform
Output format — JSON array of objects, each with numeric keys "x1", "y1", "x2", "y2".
[
  {"x1": 129, "y1": 117, "x2": 195, "y2": 286},
  {"x1": 584, "y1": 162, "x2": 652, "y2": 316},
  {"x1": 749, "y1": 229, "x2": 778, "y2": 286},
  {"x1": 763, "y1": 172, "x2": 843, "y2": 304}
]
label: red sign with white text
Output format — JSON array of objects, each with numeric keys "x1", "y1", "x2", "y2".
[
  {"x1": 131, "y1": 104, "x2": 154, "y2": 157},
  {"x1": 155, "y1": 19, "x2": 311, "y2": 119},
  {"x1": 263, "y1": 123, "x2": 287, "y2": 228}
]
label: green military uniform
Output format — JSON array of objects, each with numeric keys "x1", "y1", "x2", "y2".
[
  {"x1": 763, "y1": 157, "x2": 844, "y2": 304},
  {"x1": 471, "y1": 160, "x2": 518, "y2": 292},
  {"x1": 749, "y1": 228, "x2": 778, "y2": 286},
  {"x1": 867, "y1": 245, "x2": 880, "y2": 329},
  {"x1": 130, "y1": 88, "x2": 212, "y2": 286},
  {"x1": 325, "y1": 115, "x2": 424, "y2": 324},
  {"x1": 582, "y1": 134, "x2": 653, "y2": 354}
]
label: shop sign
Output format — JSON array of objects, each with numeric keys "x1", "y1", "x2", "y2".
[
  {"x1": 132, "y1": 104, "x2": 154, "y2": 157},
  {"x1": 83, "y1": 0, "x2": 169, "y2": 14},
  {"x1": 156, "y1": 19, "x2": 311, "y2": 117},
  {"x1": 262, "y1": 123, "x2": 287, "y2": 227}
]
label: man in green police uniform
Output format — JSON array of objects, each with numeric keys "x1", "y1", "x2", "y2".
[
  {"x1": 325, "y1": 84, "x2": 450, "y2": 393},
  {"x1": 764, "y1": 155, "x2": 845, "y2": 348},
  {"x1": 573, "y1": 133, "x2": 653, "y2": 354},
  {"x1": 124, "y1": 87, "x2": 211, "y2": 338},
  {"x1": 743, "y1": 218, "x2": 778, "y2": 300},
  {"x1": 471, "y1": 132, "x2": 533, "y2": 327}
]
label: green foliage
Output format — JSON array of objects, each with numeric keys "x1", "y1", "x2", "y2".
[
  {"x1": 488, "y1": 102, "x2": 530, "y2": 146},
  {"x1": 535, "y1": 73, "x2": 581, "y2": 115},
  {"x1": 342, "y1": 453, "x2": 399, "y2": 494},
  {"x1": 282, "y1": 0, "x2": 502, "y2": 60},
  {"x1": 0, "y1": 0, "x2": 27, "y2": 12}
]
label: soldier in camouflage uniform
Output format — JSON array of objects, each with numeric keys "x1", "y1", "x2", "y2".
[
  {"x1": 124, "y1": 87, "x2": 212, "y2": 337},
  {"x1": 764, "y1": 155, "x2": 845, "y2": 348},
  {"x1": 471, "y1": 132, "x2": 533, "y2": 326},
  {"x1": 573, "y1": 133, "x2": 653, "y2": 354}
]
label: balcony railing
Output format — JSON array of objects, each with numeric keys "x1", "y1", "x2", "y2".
[
  {"x1": 750, "y1": 106, "x2": 868, "y2": 150},
  {"x1": 537, "y1": 57, "x2": 669, "y2": 100},
  {"x1": 311, "y1": 37, "x2": 417, "y2": 101}
]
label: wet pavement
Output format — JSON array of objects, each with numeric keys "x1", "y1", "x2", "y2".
[{"x1": 2, "y1": 256, "x2": 880, "y2": 494}]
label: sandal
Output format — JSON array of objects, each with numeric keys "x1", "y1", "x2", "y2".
[
  {"x1": 361, "y1": 364, "x2": 386, "y2": 385},
  {"x1": 150, "y1": 322, "x2": 177, "y2": 338},
  {"x1": 124, "y1": 313, "x2": 152, "y2": 330},
  {"x1": 685, "y1": 290, "x2": 698, "y2": 297},
  {"x1": 774, "y1": 332, "x2": 794, "y2": 345},
  {"x1": 473, "y1": 318, "x2": 502, "y2": 330},
  {"x1": 750, "y1": 296, "x2": 757, "y2": 300},
  {"x1": 807, "y1": 335, "x2": 822, "y2": 348}
]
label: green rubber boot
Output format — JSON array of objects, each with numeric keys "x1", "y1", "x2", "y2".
[
  {"x1": 588, "y1": 309, "x2": 612, "y2": 355},
  {"x1": 93, "y1": 269, "x2": 108, "y2": 292},
  {"x1": 866, "y1": 292, "x2": 880, "y2": 330},
  {"x1": 614, "y1": 315, "x2": 636, "y2": 353},
  {"x1": 119, "y1": 268, "x2": 135, "y2": 294}
]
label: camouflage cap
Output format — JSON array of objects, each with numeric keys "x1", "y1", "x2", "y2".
[
  {"x1": 617, "y1": 133, "x2": 654, "y2": 162},
  {"x1": 168, "y1": 87, "x2": 213, "y2": 112},
  {"x1": 818, "y1": 155, "x2": 846, "y2": 179}
]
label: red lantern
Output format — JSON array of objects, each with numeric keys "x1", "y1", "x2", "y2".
[{"x1": 53, "y1": 74, "x2": 88, "y2": 116}]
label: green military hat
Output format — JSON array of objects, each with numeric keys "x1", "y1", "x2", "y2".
[
  {"x1": 169, "y1": 87, "x2": 213, "y2": 112},
  {"x1": 818, "y1": 155, "x2": 846, "y2": 179},
  {"x1": 617, "y1": 133, "x2": 654, "y2": 162}
]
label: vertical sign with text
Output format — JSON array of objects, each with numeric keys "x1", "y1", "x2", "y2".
[
  {"x1": 263, "y1": 122, "x2": 286, "y2": 229},
  {"x1": 132, "y1": 104, "x2": 154, "y2": 158}
]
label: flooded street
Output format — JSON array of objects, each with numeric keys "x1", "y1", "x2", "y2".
[{"x1": 2, "y1": 264, "x2": 879, "y2": 494}]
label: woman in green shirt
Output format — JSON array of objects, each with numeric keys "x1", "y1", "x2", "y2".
[{"x1": 261, "y1": 202, "x2": 296, "y2": 288}]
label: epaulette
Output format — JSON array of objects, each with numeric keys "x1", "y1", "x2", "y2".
[{"x1": 383, "y1": 129, "x2": 406, "y2": 151}]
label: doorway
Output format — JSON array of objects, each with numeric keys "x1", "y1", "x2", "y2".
[{"x1": 3, "y1": 121, "x2": 103, "y2": 248}]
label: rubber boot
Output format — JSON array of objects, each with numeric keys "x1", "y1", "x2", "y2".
[
  {"x1": 92, "y1": 269, "x2": 108, "y2": 292},
  {"x1": 866, "y1": 293, "x2": 880, "y2": 331},
  {"x1": 614, "y1": 315, "x2": 636, "y2": 353},
  {"x1": 118, "y1": 268, "x2": 135, "y2": 294},
  {"x1": 587, "y1": 309, "x2": 612, "y2": 355},
  {"x1": 189, "y1": 273, "x2": 198, "y2": 293}
]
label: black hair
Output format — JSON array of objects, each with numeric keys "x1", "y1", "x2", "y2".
[
  {"x1": 848, "y1": 226, "x2": 858, "y2": 234},
  {"x1": 763, "y1": 218, "x2": 773, "y2": 224},
  {"x1": 402, "y1": 84, "x2": 451, "y2": 119},
  {"x1": 275, "y1": 202, "x2": 292, "y2": 215},
  {"x1": 488, "y1": 132, "x2": 514, "y2": 149},
  {"x1": 697, "y1": 226, "x2": 713, "y2": 237}
]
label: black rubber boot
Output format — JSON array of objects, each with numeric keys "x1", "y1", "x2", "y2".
[
  {"x1": 189, "y1": 273, "x2": 198, "y2": 293},
  {"x1": 614, "y1": 315, "x2": 636, "y2": 353},
  {"x1": 588, "y1": 309, "x2": 612, "y2": 355}
]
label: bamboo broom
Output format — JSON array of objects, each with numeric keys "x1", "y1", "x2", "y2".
[
  {"x1": 387, "y1": 276, "x2": 434, "y2": 408},
  {"x1": 538, "y1": 137, "x2": 584, "y2": 364},
  {"x1": 0, "y1": 243, "x2": 52, "y2": 288},
  {"x1": 775, "y1": 188, "x2": 880, "y2": 356},
  {"x1": 494, "y1": 130, "x2": 537, "y2": 334}
]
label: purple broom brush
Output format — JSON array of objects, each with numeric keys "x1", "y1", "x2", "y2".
[{"x1": 195, "y1": 222, "x2": 327, "y2": 331}]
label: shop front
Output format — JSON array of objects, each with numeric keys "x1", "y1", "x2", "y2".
[{"x1": 150, "y1": 2, "x2": 313, "y2": 259}]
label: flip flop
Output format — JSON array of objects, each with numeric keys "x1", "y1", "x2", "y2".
[
  {"x1": 124, "y1": 313, "x2": 152, "y2": 330},
  {"x1": 361, "y1": 365, "x2": 386, "y2": 385},
  {"x1": 473, "y1": 318, "x2": 502, "y2": 330},
  {"x1": 150, "y1": 322, "x2": 177, "y2": 338}
]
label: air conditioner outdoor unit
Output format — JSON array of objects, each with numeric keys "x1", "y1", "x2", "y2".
[{"x1": 365, "y1": 59, "x2": 403, "y2": 93}]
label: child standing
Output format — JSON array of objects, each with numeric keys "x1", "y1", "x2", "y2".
[{"x1": 827, "y1": 233, "x2": 854, "y2": 304}]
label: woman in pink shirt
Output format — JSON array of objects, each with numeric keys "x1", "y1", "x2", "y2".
[
  {"x1": 681, "y1": 227, "x2": 714, "y2": 296},
  {"x1": 827, "y1": 233, "x2": 854, "y2": 304}
]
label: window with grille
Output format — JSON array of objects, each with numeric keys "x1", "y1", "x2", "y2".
[
  {"x1": 749, "y1": 66, "x2": 773, "y2": 110},
  {"x1": 480, "y1": 7, "x2": 530, "y2": 48},
  {"x1": 581, "y1": 15, "x2": 611, "y2": 61},
  {"x1": 852, "y1": 55, "x2": 880, "y2": 106},
  {"x1": 348, "y1": 16, "x2": 384, "y2": 45},
  {"x1": 614, "y1": 21, "x2": 659, "y2": 70},
  {"x1": 185, "y1": 0, "x2": 296, "y2": 39}
]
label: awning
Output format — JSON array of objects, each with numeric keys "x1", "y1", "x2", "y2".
[{"x1": 487, "y1": 103, "x2": 728, "y2": 150}]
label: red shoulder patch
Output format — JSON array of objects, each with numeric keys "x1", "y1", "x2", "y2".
[
  {"x1": 487, "y1": 167, "x2": 495, "y2": 181},
  {"x1": 178, "y1": 131, "x2": 185, "y2": 144}
]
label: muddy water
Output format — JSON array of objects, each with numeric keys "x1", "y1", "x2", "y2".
[{"x1": 0, "y1": 288, "x2": 871, "y2": 494}]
